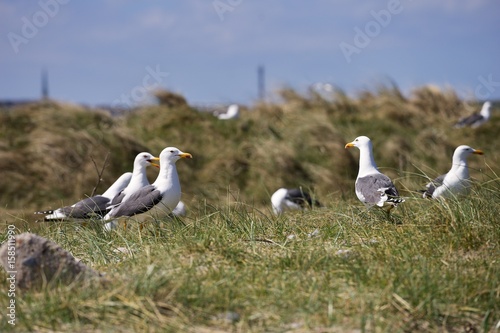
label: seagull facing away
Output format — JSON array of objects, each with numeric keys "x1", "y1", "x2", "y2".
[
  {"x1": 217, "y1": 104, "x2": 240, "y2": 120},
  {"x1": 35, "y1": 172, "x2": 132, "y2": 221},
  {"x1": 109, "y1": 152, "x2": 160, "y2": 206},
  {"x1": 345, "y1": 136, "x2": 404, "y2": 210},
  {"x1": 454, "y1": 101, "x2": 492, "y2": 128},
  {"x1": 422, "y1": 145, "x2": 484, "y2": 199},
  {"x1": 271, "y1": 188, "x2": 321, "y2": 215},
  {"x1": 104, "y1": 147, "x2": 192, "y2": 222}
]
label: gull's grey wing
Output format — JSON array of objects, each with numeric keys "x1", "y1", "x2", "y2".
[
  {"x1": 285, "y1": 188, "x2": 313, "y2": 207},
  {"x1": 285, "y1": 188, "x2": 321, "y2": 208},
  {"x1": 109, "y1": 191, "x2": 125, "y2": 206},
  {"x1": 455, "y1": 113, "x2": 483, "y2": 128},
  {"x1": 422, "y1": 174, "x2": 446, "y2": 198},
  {"x1": 356, "y1": 174, "x2": 400, "y2": 204},
  {"x1": 108, "y1": 185, "x2": 163, "y2": 218},
  {"x1": 61, "y1": 195, "x2": 110, "y2": 219}
]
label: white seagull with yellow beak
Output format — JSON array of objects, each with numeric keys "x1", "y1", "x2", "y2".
[
  {"x1": 422, "y1": 145, "x2": 484, "y2": 199},
  {"x1": 345, "y1": 136, "x2": 404, "y2": 210},
  {"x1": 104, "y1": 147, "x2": 192, "y2": 221}
]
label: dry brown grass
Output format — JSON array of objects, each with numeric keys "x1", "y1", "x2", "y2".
[{"x1": 0, "y1": 100, "x2": 149, "y2": 210}]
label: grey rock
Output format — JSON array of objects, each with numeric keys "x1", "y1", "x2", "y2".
[{"x1": 0, "y1": 233, "x2": 102, "y2": 290}]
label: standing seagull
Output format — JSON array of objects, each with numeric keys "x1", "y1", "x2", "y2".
[
  {"x1": 271, "y1": 188, "x2": 321, "y2": 215},
  {"x1": 345, "y1": 136, "x2": 404, "y2": 210},
  {"x1": 454, "y1": 101, "x2": 492, "y2": 128},
  {"x1": 104, "y1": 147, "x2": 192, "y2": 221},
  {"x1": 109, "y1": 152, "x2": 160, "y2": 206},
  {"x1": 35, "y1": 172, "x2": 132, "y2": 221},
  {"x1": 422, "y1": 145, "x2": 484, "y2": 199}
]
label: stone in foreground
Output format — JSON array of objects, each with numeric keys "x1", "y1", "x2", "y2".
[{"x1": 0, "y1": 233, "x2": 102, "y2": 290}]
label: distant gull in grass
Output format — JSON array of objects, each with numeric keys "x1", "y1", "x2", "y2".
[
  {"x1": 35, "y1": 172, "x2": 132, "y2": 221},
  {"x1": 104, "y1": 147, "x2": 192, "y2": 222},
  {"x1": 345, "y1": 136, "x2": 404, "y2": 210},
  {"x1": 454, "y1": 101, "x2": 492, "y2": 128},
  {"x1": 271, "y1": 187, "x2": 321, "y2": 215},
  {"x1": 217, "y1": 104, "x2": 240, "y2": 120},
  {"x1": 422, "y1": 145, "x2": 484, "y2": 199}
]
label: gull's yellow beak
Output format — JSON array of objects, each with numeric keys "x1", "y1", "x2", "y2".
[
  {"x1": 345, "y1": 142, "x2": 355, "y2": 149},
  {"x1": 149, "y1": 157, "x2": 160, "y2": 168},
  {"x1": 179, "y1": 152, "x2": 193, "y2": 159},
  {"x1": 473, "y1": 149, "x2": 484, "y2": 155}
]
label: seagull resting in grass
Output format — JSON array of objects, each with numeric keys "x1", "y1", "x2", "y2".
[
  {"x1": 217, "y1": 104, "x2": 240, "y2": 120},
  {"x1": 103, "y1": 147, "x2": 192, "y2": 222},
  {"x1": 35, "y1": 172, "x2": 132, "y2": 221},
  {"x1": 271, "y1": 187, "x2": 321, "y2": 215},
  {"x1": 422, "y1": 145, "x2": 484, "y2": 199},
  {"x1": 345, "y1": 136, "x2": 404, "y2": 210},
  {"x1": 454, "y1": 101, "x2": 492, "y2": 128}
]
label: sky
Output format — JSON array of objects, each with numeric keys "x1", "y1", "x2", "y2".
[{"x1": 1, "y1": 0, "x2": 499, "y2": 108}]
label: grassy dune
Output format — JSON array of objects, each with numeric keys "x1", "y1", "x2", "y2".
[{"x1": 0, "y1": 85, "x2": 499, "y2": 332}]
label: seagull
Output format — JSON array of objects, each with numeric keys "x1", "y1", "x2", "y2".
[
  {"x1": 422, "y1": 145, "x2": 484, "y2": 199},
  {"x1": 217, "y1": 104, "x2": 240, "y2": 120},
  {"x1": 35, "y1": 172, "x2": 132, "y2": 221},
  {"x1": 271, "y1": 188, "x2": 321, "y2": 215},
  {"x1": 345, "y1": 136, "x2": 404, "y2": 210},
  {"x1": 103, "y1": 147, "x2": 192, "y2": 222},
  {"x1": 454, "y1": 101, "x2": 492, "y2": 128},
  {"x1": 103, "y1": 152, "x2": 159, "y2": 230},
  {"x1": 108, "y1": 152, "x2": 160, "y2": 206}
]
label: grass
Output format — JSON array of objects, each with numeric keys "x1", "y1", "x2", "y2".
[
  {"x1": 0, "y1": 85, "x2": 499, "y2": 332},
  {"x1": 1, "y1": 188, "x2": 499, "y2": 332}
]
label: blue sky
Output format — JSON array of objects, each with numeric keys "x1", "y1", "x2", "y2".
[{"x1": 1, "y1": 0, "x2": 499, "y2": 107}]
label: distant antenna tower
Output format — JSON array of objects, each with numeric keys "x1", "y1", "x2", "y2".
[
  {"x1": 41, "y1": 68, "x2": 49, "y2": 100},
  {"x1": 257, "y1": 65, "x2": 265, "y2": 101}
]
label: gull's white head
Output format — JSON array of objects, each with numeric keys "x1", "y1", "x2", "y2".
[
  {"x1": 271, "y1": 188, "x2": 288, "y2": 215},
  {"x1": 134, "y1": 152, "x2": 160, "y2": 169},
  {"x1": 345, "y1": 135, "x2": 380, "y2": 176},
  {"x1": 480, "y1": 101, "x2": 492, "y2": 118},
  {"x1": 345, "y1": 136, "x2": 372, "y2": 150},
  {"x1": 453, "y1": 145, "x2": 484, "y2": 161},
  {"x1": 159, "y1": 147, "x2": 193, "y2": 165}
]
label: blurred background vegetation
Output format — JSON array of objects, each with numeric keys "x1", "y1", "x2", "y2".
[{"x1": 0, "y1": 84, "x2": 497, "y2": 215}]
